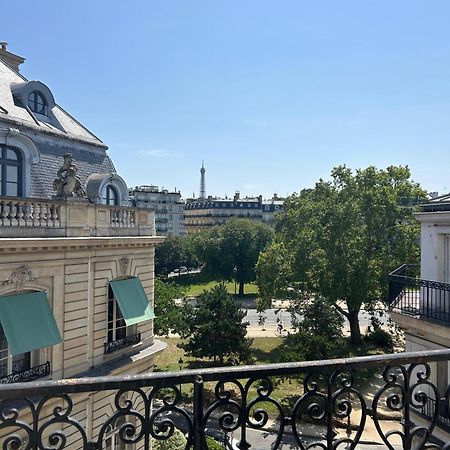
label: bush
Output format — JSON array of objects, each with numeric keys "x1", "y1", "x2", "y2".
[
  {"x1": 206, "y1": 436, "x2": 225, "y2": 449},
  {"x1": 152, "y1": 429, "x2": 187, "y2": 450},
  {"x1": 279, "y1": 331, "x2": 345, "y2": 362},
  {"x1": 364, "y1": 328, "x2": 394, "y2": 352}
]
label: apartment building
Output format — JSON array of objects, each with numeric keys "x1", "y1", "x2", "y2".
[
  {"x1": 0, "y1": 44, "x2": 164, "y2": 448},
  {"x1": 130, "y1": 185, "x2": 185, "y2": 237},
  {"x1": 184, "y1": 192, "x2": 283, "y2": 235},
  {"x1": 389, "y1": 193, "x2": 450, "y2": 443}
]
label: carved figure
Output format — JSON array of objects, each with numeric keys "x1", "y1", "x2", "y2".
[{"x1": 53, "y1": 153, "x2": 86, "y2": 198}]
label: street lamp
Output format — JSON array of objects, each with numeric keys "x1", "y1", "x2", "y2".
[
  {"x1": 178, "y1": 358, "x2": 184, "y2": 396},
  {"x1": 233, "y1": 266, "x2": 237, "y2": 297}
]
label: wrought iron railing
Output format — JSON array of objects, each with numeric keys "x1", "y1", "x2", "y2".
[
  {"x1": 104, "y1": 332, "x2": 142, "y2": 354},
  {"x1": 0, "y1": 350, "x2": 450, "y2": 449},
  {"x1": 421, "y1": 395, "x2": 450, "y2": 430},
  {"x1": 0, "y1": 361, "x2": 50, "y2": 384},
  {"x1": 389, "y1": 264, "x2": 450, "y2": 324}
]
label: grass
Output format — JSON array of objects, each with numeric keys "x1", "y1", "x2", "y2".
[
  {"x1": 183, "y1": 281, "x2": 259, "y2": 297},
  {"x1": 154, "y1": 337, "x2": 389, "y2": 421},
  {"x1": 155, "y1": 337, "x2": 280, "y2": 372}
]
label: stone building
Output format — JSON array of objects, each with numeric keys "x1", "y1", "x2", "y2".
[
  {"x1": 0, "y1": 43, "x2": 164, "y2": 448},
  {"x1": 184, "y1": 192, "x2": 283, "y2": 235},
  {"x1": 130, "y1": 185, "x2": 185, "y2": 237},
  {"x1": 390, "y1": 193, "x2": 450, "y2": 443}
]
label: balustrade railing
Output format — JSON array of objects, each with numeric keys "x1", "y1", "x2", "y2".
[
  {"x1": 0, "y1": 196, "x2": 154, "y2": 236},
  {"x1": 110, "y1": 206, "x2": 136, "y2": 229},
  {"x1": 389, "y1": 264, "x2": 450, "y2": 324},
  {"x1": 0, "y1": 198, "x2": 61, "y2": 228},
  {"x1": 1, "y1": 350, "x2": 450, "y2": 449}
]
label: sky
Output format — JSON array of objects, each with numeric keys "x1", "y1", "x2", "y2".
[{"x1": 2, "y1": 1, "x2": 450, "y2": 199}]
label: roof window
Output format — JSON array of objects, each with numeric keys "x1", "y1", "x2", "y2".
[{"x1": 27, "y1": 91, "x2": 47, "y2": 115}]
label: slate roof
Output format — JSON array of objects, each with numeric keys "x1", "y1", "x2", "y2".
[
  {"x1": 421, "y1": 193, "x2": 450, "y2": 213},
  {"x1": 30, "y1": 142, "x2": 115, "y2": 199},
  {"x1": 0, "y1": 58, "x2": 105, "y2": 148},
  {"x1": 0, "y1": 53, "x2": 118, "y2": 199}
]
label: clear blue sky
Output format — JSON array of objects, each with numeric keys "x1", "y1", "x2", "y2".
[{"x1": 3, "y1": 1, "x2": 450, "y2": 198}]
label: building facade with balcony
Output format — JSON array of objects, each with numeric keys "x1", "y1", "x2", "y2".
[
  {"x1": 184, "y1": 192, "x2": 283, "y2": 235},
  {"x1": 0, "y1": 44, "x2": 165, "y2": 448},
  {"x1": 389, "y1": 193, "x2": 450, "y2": 442},
  {"x1": 130, "y1": 185, "x2": 185, "y2": 237}
]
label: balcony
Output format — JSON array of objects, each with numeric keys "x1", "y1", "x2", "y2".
[
  {"x1": 0, "y1": 349, "x2": 450, "y2": 448},
  {"x1": 104, "y1": 332, "x2": 142, "y2": 354},
  {"x1": 0, "y1": 196, "x2": 155, "y2": 237},
  {"x1": 0, "y1": 361, "x2": 50, "y2": 384},
  {"x1": 389, "y1": 264, "x2": 450, "y2": 324}
]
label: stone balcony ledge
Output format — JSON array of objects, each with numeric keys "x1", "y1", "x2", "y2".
[{"x1": 0, "y1": 195, "x2": 155, "y2": 237}]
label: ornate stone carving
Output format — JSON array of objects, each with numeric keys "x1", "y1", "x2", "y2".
[
  {"x1": 53, "y1": 153, "x2": 86, "y2": 198},
  {"x1": 2, "y1": 266, "x2": 36, "y2": 289},
  {"x1": 118, "y1": 257, "x2": 130, "y2": 277}
]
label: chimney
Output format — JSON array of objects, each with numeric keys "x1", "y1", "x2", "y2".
[
  {"x1": 234, "y1": 191, "x2": 240, "y2": 203},
  {"x1": 0, "y1": 42, "x2": 25, "y2": 73}
]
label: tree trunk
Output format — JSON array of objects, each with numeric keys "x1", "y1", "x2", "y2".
[
  {"x1": 238, "y1": 282, "x2": 245, "y2": 296},
  {"x1": 348, "y1": 309, "x2": 362, "y2": 345}
]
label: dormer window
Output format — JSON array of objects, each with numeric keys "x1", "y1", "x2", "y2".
[
  {"x1": 101, "y1": 185, "x2": 118, "y2": 206},
  {"x1": 27, "y1": 91, "x2": 47, "y2": 115}
]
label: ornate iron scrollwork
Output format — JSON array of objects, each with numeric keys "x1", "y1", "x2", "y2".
[
  {"x1": 104, "y1": 332, "x2": 141, "y2": 354},
  {"x1": 0, "y1": 361, "x2": 50, "y2": 384},
  {"x1": 0, "y1": 350, "x2": 450, "y2": 449}
]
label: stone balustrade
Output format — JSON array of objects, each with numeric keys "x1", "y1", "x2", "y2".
[{"x1": 0, "y1": 196, "x2": 155, "y2": 237}]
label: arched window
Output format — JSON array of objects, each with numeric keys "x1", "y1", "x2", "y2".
[
  {"x1": 27, "y1": 91, "x2": 47, "y2": 115},
  {"x1": 0, "y1": 146, "x2": 22, "y2": 197},
  {"x1": 101, "y1": 185, "x2": 119, "y2": 206}
]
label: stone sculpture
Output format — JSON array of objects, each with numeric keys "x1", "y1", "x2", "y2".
[{"x1": 53, "y1": 153, "x2": 86, "y2": 198}]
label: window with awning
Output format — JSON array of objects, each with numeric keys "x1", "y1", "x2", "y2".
[
  {"x1": 109, "y1": 277, "x2": 155, "y2": 326},
  {"x1": 0, "y1": 291, "x2": 62, "y2": 355}
]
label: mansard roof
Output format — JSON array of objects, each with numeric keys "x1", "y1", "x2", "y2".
[
  {"x1": 0, "y1": 57, "x2": 106, "y2": 149},
  {"x1": 421, "y1": 193, "x2": 450, "y2": 212}
]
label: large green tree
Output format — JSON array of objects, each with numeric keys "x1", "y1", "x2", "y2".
[
  {"x1": 154, "y1": 278, "x2": 186, "y2": 337},
  {"x1": 155, "y1": 236, "x2": 198, "y2": 277},
  {"x1": 179, "y1": 284, "x2": 252, "y2": 364},
  {"x1": 192, "y1": 219, "x2": 274, "y2": 295},
  {"x1": 257, "y1": 165, "x2": 427, "y2": 344}
]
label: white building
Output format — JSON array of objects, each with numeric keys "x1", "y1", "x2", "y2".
[
  {"x1": 130, "y1": 185, "x2": 185, "y2": 237},
  {"x1": 390, "y1": 193, "x2": 450, "y2": 444}
]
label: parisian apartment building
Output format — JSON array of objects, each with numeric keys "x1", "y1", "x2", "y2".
[
  {"x1": 389, "y1": 193, "x2": 450, "y2": 442},
  {"x1": 184, "y1": 191, "x2": 283, "y2": 235},
  {"x1": 129, "y1": 184, "x2": 185, "y2": 237},
  {"x1": 0, "y1": 43, "x2": 165, "y2": 448}
]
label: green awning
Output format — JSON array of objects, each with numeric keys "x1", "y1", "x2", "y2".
[
  {"x1": 0, "y1": 291, "x2": 62, "y2": 356},
  {"x1": 109, "y1": 277, "x2": 155, "y2": 326}
]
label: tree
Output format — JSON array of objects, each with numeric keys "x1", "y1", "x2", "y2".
[
  {"x1": 257, "y1": 165, "x2": 427, "y2": 344},
  {"x1": 154, "y1": 278, "x2": 186, "y2": 337},
  {"x1": 179, "y1": 284, "x2": 252, "y2": 364},
  {"x1": 279, "y1": 297, "x2": 345, "y2": 361},
  {"x1": 155, "y1": 236, "x2": 198, "y2": 277},
  {"x1": 192, "y1": 219, "x2": 274, "y2": 295}
]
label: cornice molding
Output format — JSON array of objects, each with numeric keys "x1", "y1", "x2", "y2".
[{"x1": 0, "y1": 236, "x2": 165, "y2": 253}]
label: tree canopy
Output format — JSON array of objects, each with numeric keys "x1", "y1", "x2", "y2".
[
  {"x1": 155, "y1": 236, "x2": 198, "y2": 277},
  {"x1": 257, "y1": 165, "x2": 427, "y2": 344},
  {"x1": 179, "y1": 284, "x2": 252, "y2": 364},
  {"x1": 191, "y1": 219, "x2": 274, "y2": 295},
  {"x1": 153, "y1": 278, "x2": 185, "y2": 337}
]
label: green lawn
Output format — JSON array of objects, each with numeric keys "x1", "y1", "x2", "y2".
[
  {"x1": 154, "y1": 337, "x2": 304, "y2": 418},
  {"x1": 184, "y1": 281, "x2": 259, "y2": 297},
  {"x1": 155, "y1": 337, "x2": 280, "y2": 372}
]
